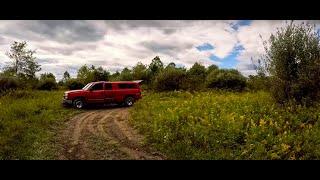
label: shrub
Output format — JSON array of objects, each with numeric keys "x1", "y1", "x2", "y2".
[
  {"x1": 37, "y1": 79, "x2": 57, "y2": 91},
  {"x1": 206, "y1": 69, "x2": 246, "y2": 91},
  {"x1": 247, "y1": 73, "x2": 271, "y2": 91},
  {"x1": 0, "y1": 76, "x2": 19, "y2": 92},
  {"x1": 154, "y1": 67, "x2": 186, "y2": 91},
  {"x1": 184, "y1": 62, "x2": 207, "y2": 91},
  {"x1": 66, "y1": 79, "x2": 85, "y2": 90},
  {"x1": 260, "y1": 22, "x2": 320, "y2": 105}
]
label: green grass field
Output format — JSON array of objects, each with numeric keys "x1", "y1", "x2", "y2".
[
  {"x1": 0, "y1": 90, "x2": 80, "y2": 160},
  {"x1": 130, "y1": 91, "x2": 320, "y2": 160},
  {"x1": 1, "y1": 90, "x2": 320, "y2": 159}
]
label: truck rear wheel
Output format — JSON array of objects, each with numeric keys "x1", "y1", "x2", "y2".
[
  {"x1": 124, "y1": 96, "x2": 134, "y2": 107},
  {"x1": 73, "y1": 98, "x2": 85, "y2": 109}
]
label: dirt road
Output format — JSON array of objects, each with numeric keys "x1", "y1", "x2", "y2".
[{"x1": 56, "y1": 106, "x2": 165, "y2": 160}]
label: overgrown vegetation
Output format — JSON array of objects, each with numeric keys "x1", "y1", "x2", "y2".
[
  {"x1": 1, "y1": 21, "x2": 320, "y2": 160},
  {"x1": 259, "y1": 22, "x2": 320, "y2": 105},
  {"x1": 0, "y1": 90, "x2": 80, "y2": 159},
  {"x1": 131, "y1": 91, "x2": 320, "y2": 159}
]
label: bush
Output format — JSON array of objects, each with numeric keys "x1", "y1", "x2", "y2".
[
  {"x1": 37, "y1": 79, "x2": 57, "y2": 91},
  {"x1": 206, "y1": 69, "x2": 246, "y2": 91},
  {"x1": 66, "y1": 79, "x2": 85, "y2": 90},
  {"x1": 247, "y1": 74, "x2": 271, "y2": 91},
  {"x1": 260, "y1": 22, "x2": 320, "y2": 105},
  {"x1": 154, "y1": 67, "x2": 186, "y2": 91},
  {"x1": 0, "y1": 76, "x2": 19, "y2": 92},
  {"x1": 184, "y1": 62, "x2": 207, "y2": 91}
]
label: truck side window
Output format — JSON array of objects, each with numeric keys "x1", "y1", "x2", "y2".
[
  {"x1": 105, "y1": 83, "x2": 112, "y2": 90},
  {"x1": 90, "y1": 83, "x2": 103, "y2": 91},
  {"x1": 118, "y1": 83, "x2": 136, "y2": 89}
]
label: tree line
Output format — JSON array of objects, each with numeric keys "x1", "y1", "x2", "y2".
[{"x1": 1, "y1": 22, "x2": 320, "y2": 106}]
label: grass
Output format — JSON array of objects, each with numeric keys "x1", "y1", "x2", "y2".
[
  {"x1": 130, "y1": 90, "x2": 320, "y2": 160},
  {"x1": 0, "y1": 90, "x2": 80, "y2": 160}
]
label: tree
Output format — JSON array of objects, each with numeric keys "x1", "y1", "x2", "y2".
[
  {"x1": 154, "y1": 67, "x2": 186, "y2": 91},
  {"x1": 132, "y1": 62, "x2": 149, "y2": 82},
  {"x1": 110, "y1": 71, "x2": 120, "y2": 81},
  {"x1": 185, "y1": 62, "x2": 207, "y2": 90},
  {"x1": 77, "y1": 65, "x2": 109, "y2": 83},
  {"x1": 206, "y1": 69, "x2": 246, "y2": 91},
  {"x1": 207, "y1": 64, "x2": 219, "y2": 74},
  {"x1": 166, "y1": 62, "x2": 176, "y2": 69},
  {"x1": 63, "y1": 71, "x2": 71, "y2": 83},
  {"x1": 260, "y1": 22, "x2": 320, "y2": 104},
  {"x1": 40, "y1": 73, "x2": 56, "y2": 81},
  {"x1": 77, "y1": 64, "x2": 91, "y2": 83},
  {"x1": 120, "y1": 67, "x2": 133, "y2": 81},
  {"x1": 92, "y1": 66, "x2": 110, "y2": 81},
  {"x1": 148, "y1": 56, "x2": 164, "y2": 78},
  {"x1": 6, "y1": 41, "x2": 41, "y2": 79},
  {"x1": 38, "y1": 73, "x2": 57, "y2": 90}
]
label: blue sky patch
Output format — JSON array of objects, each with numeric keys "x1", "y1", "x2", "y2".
[
  {"x1": 231, "y1": 20, "x2": 252, "y2": 31},
  {"x1": 196, "y1": 43, "x2": 214, "y2": 51},
  {"x1": 210, "y1": 45, "x2": 245, "y2": 69}
]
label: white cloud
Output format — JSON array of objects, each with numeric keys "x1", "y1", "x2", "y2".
[{"x1": 1, "y1": 20, "x2": 319, "y2": 79}]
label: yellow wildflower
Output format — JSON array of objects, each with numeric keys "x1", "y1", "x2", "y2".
[
  {"x1": 281, "y1": 143, "x2": 290, "y2": 152},
  {"x1": 259, "y1": 119, "x2": 266, "y2": 126}
]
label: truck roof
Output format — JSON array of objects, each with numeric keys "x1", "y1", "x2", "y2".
[{"x1": 91, "y1": 81, "x2": 141, "y2": 84}]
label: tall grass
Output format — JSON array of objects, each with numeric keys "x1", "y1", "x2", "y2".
[
  {"x1": 0, "y1": 90, "x2": 79, "y2": 159},
  {"x1": 130, "y1": 91, "x2": 320, "y2": 159}
]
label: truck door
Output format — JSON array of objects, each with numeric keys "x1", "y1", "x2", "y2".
[
  {"x1": 104, "y1": 83, "x2": 114, "y2": 103},
  {"x1": 87, "y1": 83, "x2": 105, "y2": 103}
]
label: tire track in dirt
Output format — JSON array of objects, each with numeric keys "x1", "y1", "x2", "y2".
[{"x1": 57, "y1": 107, "x2": 165, "y2": 160}]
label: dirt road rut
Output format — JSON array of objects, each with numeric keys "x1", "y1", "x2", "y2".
[{"x1": 57, "y1": 107, "x2": 164, "y2": 160}]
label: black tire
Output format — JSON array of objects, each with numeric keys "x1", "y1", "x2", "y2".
[
  {"x1": 73, "y1": 98, "x2": 85, "y2": 109},
  {"x1": 124, "y1": 96, "x2": 135, "y2": 107}
]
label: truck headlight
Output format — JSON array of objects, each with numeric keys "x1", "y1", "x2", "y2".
[{"x1": 64, "y1": 93, "x2": 68, "y2": 99}]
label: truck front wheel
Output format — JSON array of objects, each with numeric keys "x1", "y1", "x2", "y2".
[{"x1": 73, "y1": 98, "x2": 85, "y2": 109}]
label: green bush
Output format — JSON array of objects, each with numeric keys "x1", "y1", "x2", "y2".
[
  {"x1": 247, "y1": 74, "x2": 271, "y2": 91},
  {"x1": 66, "y1": 79, "x2": 85, "y2": 90},
  {"x1": 0, "y1": 76, "x2": 19, "y2": 92},
  {"x1": 37, "y1": 79, "x2": 58, "y2": 91},
  {"x1": 154, "y1": 67, "x2": 186, "y2": 91},
  {"x1": 260, "y1": 22, "x2": 320, "y2": 105},
  {"x1": 206, "y1": 69, "x2": 246, "y2": 91}
]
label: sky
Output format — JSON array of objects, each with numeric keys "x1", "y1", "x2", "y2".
[{"x1": 0, "y1": 20, "x2": 319, "y2": 80}]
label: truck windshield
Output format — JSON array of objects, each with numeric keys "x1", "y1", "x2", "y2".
[{"x1": 82, "y1": 83, "x2": 93, "y2": 90}]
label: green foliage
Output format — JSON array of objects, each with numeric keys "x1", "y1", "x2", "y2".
[
  {"x1": 5, "y1": 41, "x2": 41, "y2": 80},
  {"x1": 207, "y1": 64, "x2": 219, "y2": 74},
  {"x1": 119, "y1": 67, "x2": 133, "y2": 81},
  {"x1": 66, "y1": 78, "x2": 85, "y2": 90},
  {"x1": 260, "y1": 22, "x2": 320, "y2": 105},
  {"x1": 0, "y1": 90, "x2": 79, "y2": 159},
  {"x1": 132, "y1": 62, "x2": 150, "y2": 82},
  {"x1": 77, "y1": 65, "x2": 109, "y2": 84},
  {"x1": 247, "y1": 73, "x2": 271, "y2": 91},
  {"x1": 0, "y1": 76, "x2": 19, "y2": 93},
  {"x1": 109, "y1": 71, "x2": 121, "y2": 81},
  {"x1": 185, "y1": 62, "x2": 207, "y2": 90},
  {"x1": 62, "y1": 71, "x2": 71, "y2": 83},
  {"x1": 40, "y1": 73, "x2": 56, "y2": 81},
  {"x1": 131, "y1": 91, "x2": 320, "y2": 160},
  {"x1": 206, "y1": 69, "x2": 246, "y2": 91},
  {"x1": 154, "y1": 67, "x2": 186, "y2": 91},
  {"x1": 37, "y1": 79, "x2": 57, "y2": 91},
  {"x1": 148, "y1": 56, "x2": 164, "y2": 78}
]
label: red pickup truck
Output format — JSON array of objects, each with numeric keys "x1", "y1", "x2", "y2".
[{"x1": 62, "y1": 81, "x2": 142, "y2": 109}]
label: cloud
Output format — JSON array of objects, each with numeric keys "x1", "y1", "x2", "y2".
[{"x1": 1, "y1": 20, "x2": 319, "y2": 79}]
